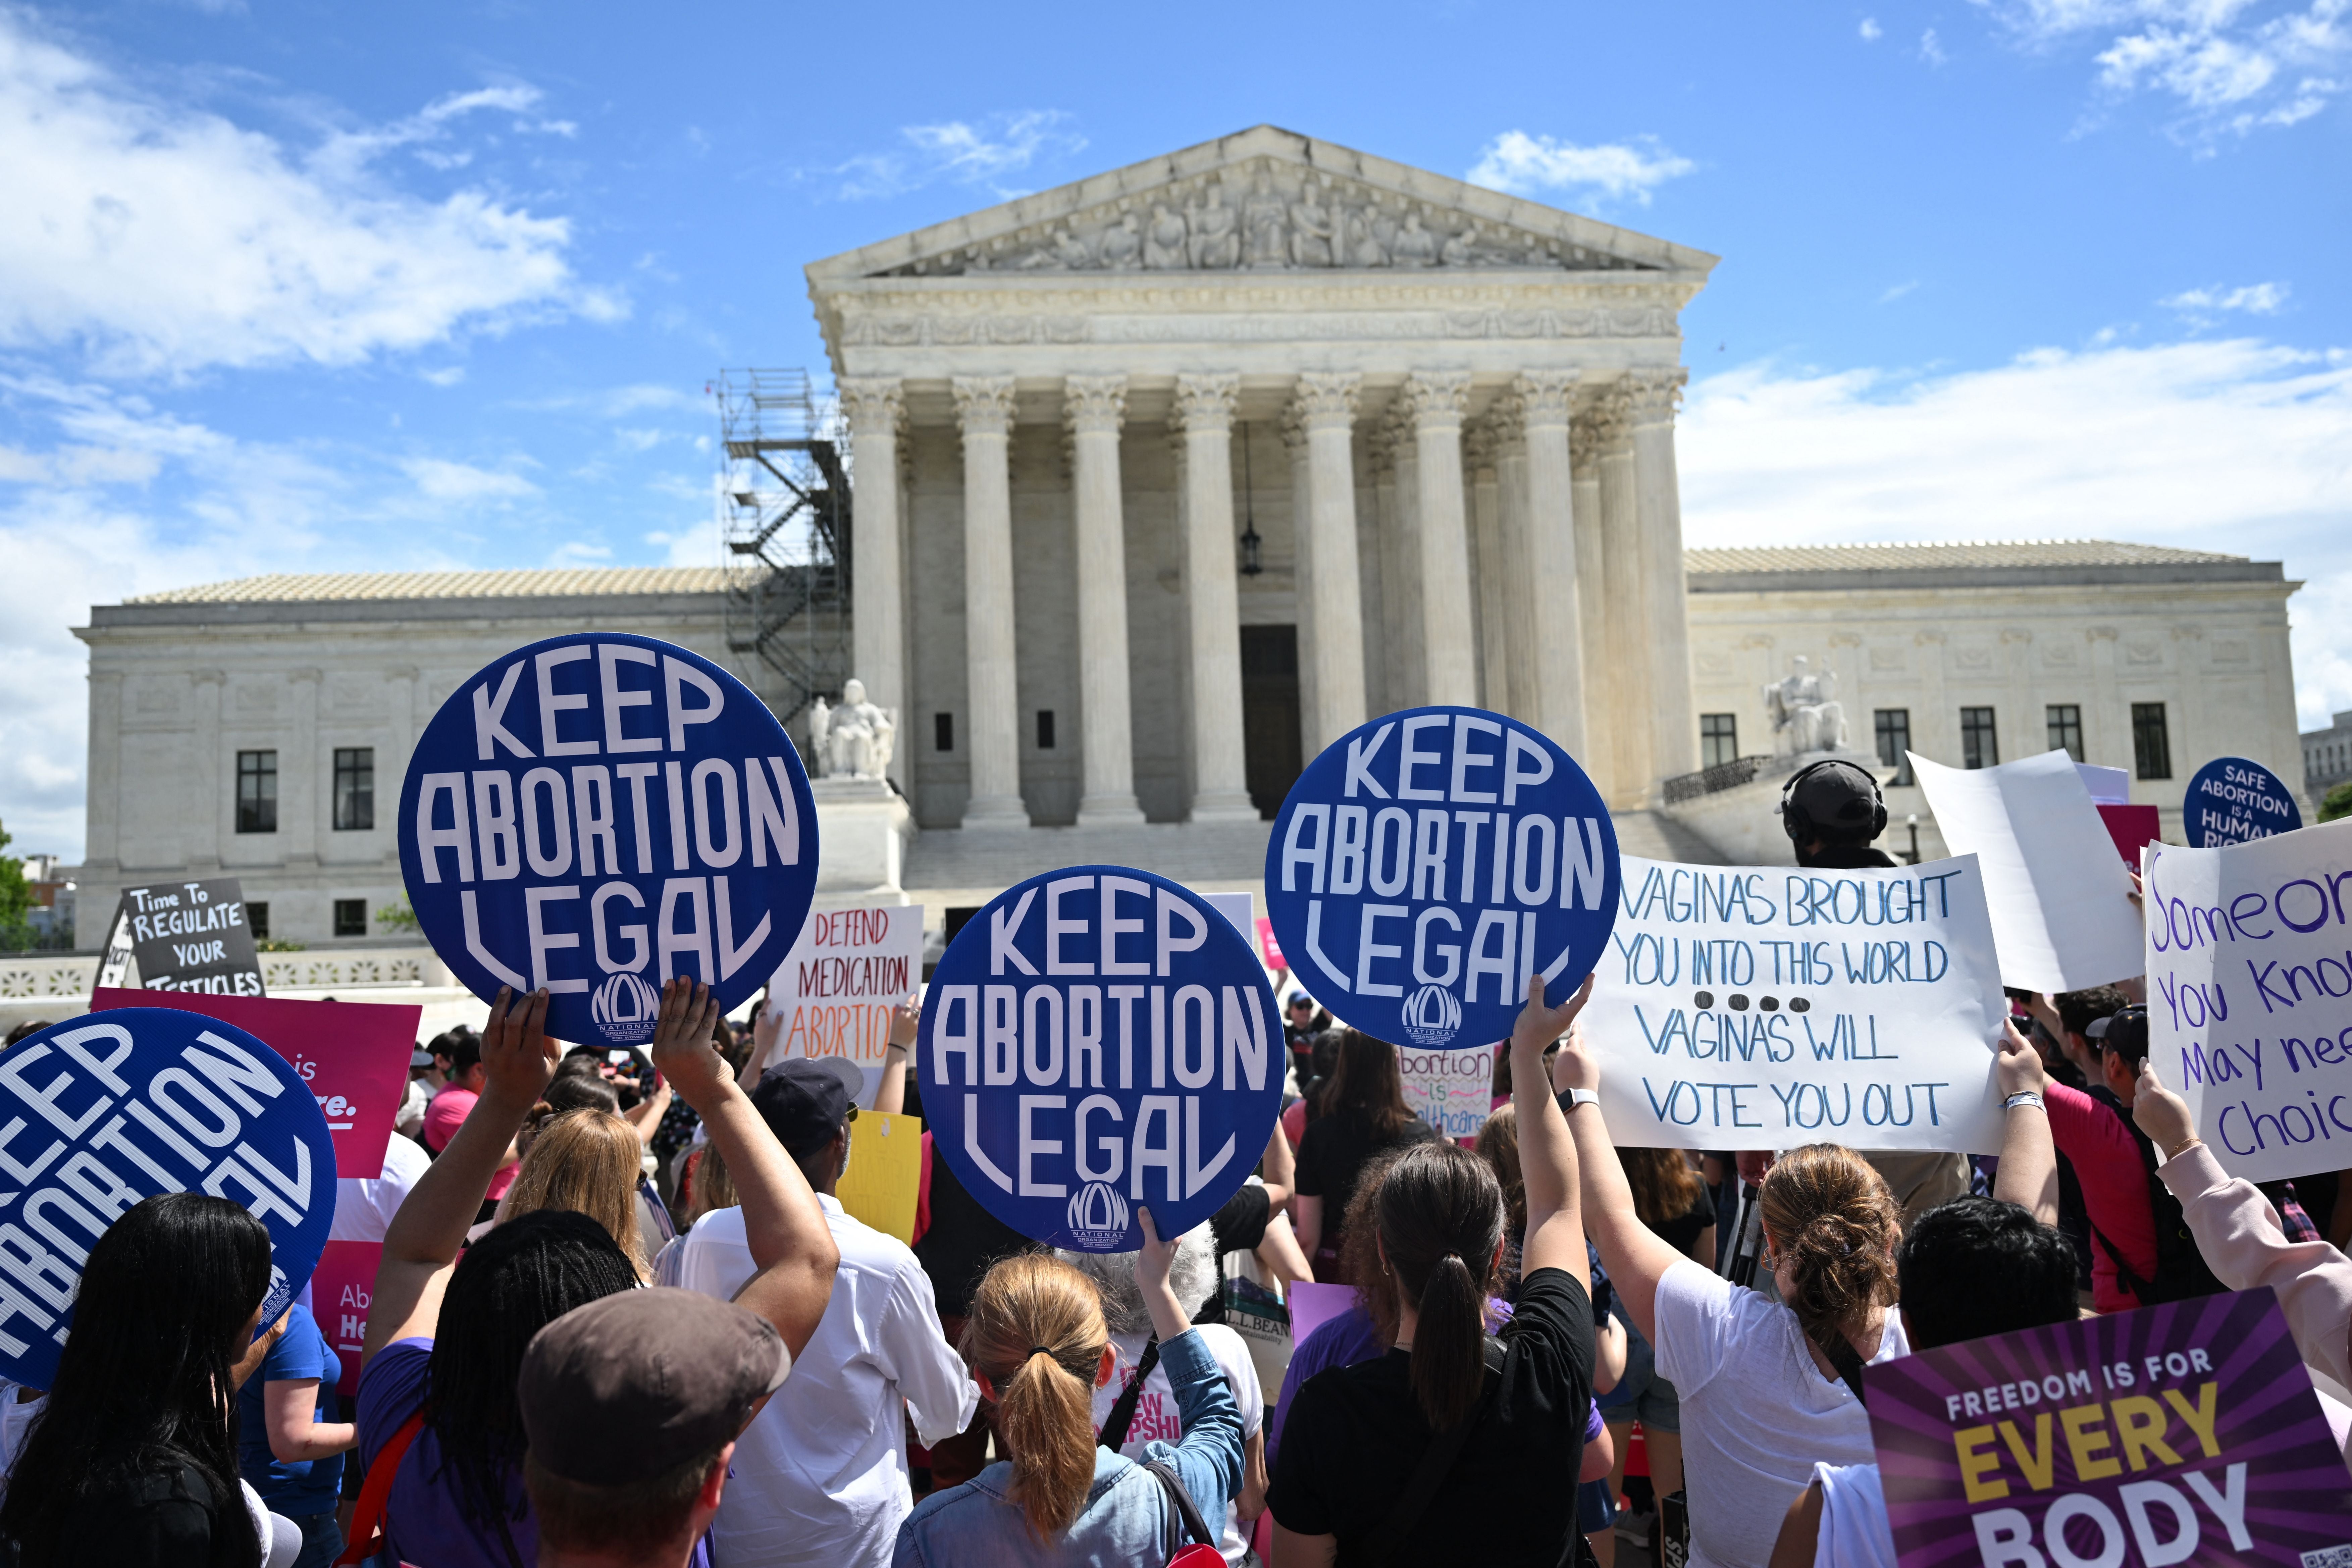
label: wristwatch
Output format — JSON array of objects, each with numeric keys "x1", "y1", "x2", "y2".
[
  {"x1": 1565, "y1": 1088, "x2": 1602, "y2": 1109},
  {"x1": 2002, "y1": 1091, "x2": 2044, "y2": 1112}
]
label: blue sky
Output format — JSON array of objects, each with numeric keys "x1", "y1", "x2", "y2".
[{"x1": 2, "y1": 0, "x2": 2347, "y2": 859}]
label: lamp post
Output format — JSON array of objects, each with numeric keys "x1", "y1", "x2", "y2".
[{"x1": 1904, "y1": 813, "x2": 1921, "y2": 866}]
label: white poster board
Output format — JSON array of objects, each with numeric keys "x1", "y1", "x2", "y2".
[
  {"x1": 1583, "y1": 855, "x2": 2006, "y2": 1153},
  {"x1": 750, "y1": 903, "x2": 923, "y2": 1108},
  {"x1": 2144, "y1": 821, "x2": 2352, "y2": 1183},
  {"x1": 1398, "y1": 1046, "x2": 1495, "y2": 1141},
  {"x1": 1910, "y1": 748, "x2": 2143, "y2": 993}
]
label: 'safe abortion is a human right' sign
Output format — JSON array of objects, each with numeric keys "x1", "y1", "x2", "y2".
[
  {"x1": 398, "y1": 634, "x2": 817, "y2": 1046},
  {"x1": 1264, "y1": 707, "x2": 1619, "y2": 1052},
  {"x1": 920, "y1": 866, "x2": 1282, "y2": 1251}
]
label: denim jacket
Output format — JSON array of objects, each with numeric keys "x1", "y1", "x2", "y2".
[{"x1": 893, "y1": 1326, "x2": 1242, "y2": 1568}]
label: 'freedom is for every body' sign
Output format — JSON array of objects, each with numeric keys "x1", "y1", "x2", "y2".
[
  {"x1": 1582, "y1": 855, "x2": 2005, "y2": 1152},
  {"x1": 921, "y1": 865, "x2": 1282, "y2": 1251},
  {"x1": 1264, "y1": 706, "x2": 1619, "y2": 1053},
  {"x1": 1870, "y1": 1287, "x2": 2352, "y2": 1568},
  {"x1": 398, "y1": 633, "x2": 818, "y2": 1046}
]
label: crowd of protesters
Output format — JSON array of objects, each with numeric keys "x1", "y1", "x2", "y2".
[{"x1": 7, "y1": 756, "x2": 2352, "y2": 1568}]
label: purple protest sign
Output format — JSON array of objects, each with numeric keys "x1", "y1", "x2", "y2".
[{"x1": 1869, "y1": 1288, "x2": 2352, "y2": 1568}]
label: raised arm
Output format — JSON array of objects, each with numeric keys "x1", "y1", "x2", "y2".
[
  {"x1": 1991, "y1": 1020, "x2": 2057, "y2": 1224},
  {"x1": 1550, "y1": 996, "x2": 1685, "y2": 1344},
  {"x1": 651, "y1": 977, "x2": 840, "y2": 1358},
  {"x1": 1514, "y1": 972, "x2": 1590, "y2": 1282},
  {"x1": 874, "y1": 999, "x2": 918, "y2": 1116},
  {"x1": 1137, "y1": 1207, "x2": 1243, "y2": 1510},
  {"x1": 622, "y1": 1072, "x2": 673, "y2": 1145},
  {"x1": 367, "y1": 987, "x2": 555, "y2": 1362},
  {"x1": 1259, "y1": 1120, "x2": 1297, "y2": 1213}
]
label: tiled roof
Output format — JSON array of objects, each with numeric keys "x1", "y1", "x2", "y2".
[
  {"x1": 128, "y1": 568, "x2": 739, "y2": 604},
  {"x1": 1684, "y1": 541, "x2": 2246, "y2": 573}
]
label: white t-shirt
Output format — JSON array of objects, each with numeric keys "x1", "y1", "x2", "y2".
[
  {"x1": 1653, "y1": 1259, "x2": 1907, "y2": 1568},
  {"x1": 1092, "y1": 1324, "x2": 1264, "y2": 1566},
  {"x1": 329, "y1": 1131, "x2": 431, "y2": 1243},
  {"x1": 1812, "y1": 1463, "x2": 1895, "y2": 1568}
]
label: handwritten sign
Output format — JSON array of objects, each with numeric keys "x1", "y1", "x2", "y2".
[
  {"x1": 396, "y1": 632, "x2": 817, "y2": 1046},
  {"x1": 746, "y1": 904, "x2": 922, "y2": 1108},
  {"x1": 835, "y1": 1111, "x2": 923, "y2": 1244},
  {"x1": 919, "y1": 864, "x2": 1282, "y2": 1251},
  {"x1": 2146, "y1": 821, "x2": 2352, "y2": 1182},
  {"x1": 93, "y1": 877, "x2": 263, "y2": 996},
  {"x1": 92, "y1": 990, "x2": 413, "y2": 1180},
  {"x1": 2184, "y1": 757, "x2": 2303, "y2": 848},
  {"x1": 1265, "y1": 705, "x2": 1619, "y2": 1052},
  {"x1": 1582, "y1": 855, "x2": 2005, "y2": 1152},
  {"x1": 1870, "y1": 1287, "x2": 2352, "y2": 1568},
  {"x1": 1398, "y1": 1046, "x2": 1494, "y2": 1140},
  {"x1": 0, "y1": 1010, "x2": 335, "y2": 1388}
]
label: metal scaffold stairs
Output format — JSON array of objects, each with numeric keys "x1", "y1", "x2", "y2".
[{"x1": 714, "y1": 369, "x2": 851, "y2": 729}]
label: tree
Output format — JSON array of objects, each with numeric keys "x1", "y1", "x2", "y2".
[
  {"x1": 2323, "y1": 782, "x2": 2352, "y2": 825},
  {"x1": 0, "y1": 821, "x2": 33, "y2": 951}
]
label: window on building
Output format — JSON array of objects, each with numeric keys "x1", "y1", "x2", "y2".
[
  {"x1": 1873, "y1": 709, "x2": 1914, "y2": 787},
  {"x1": 2133, "y1": 703, "x2": 2173, "y2": 780},
  {"x1": 1699, "y1": 714, "x2": 1738, "y2": 770},
  {"x1": 236, "y1": 750, "x2": 278, "y2": 833},
  {"x1": 333, "y1": 899, "x2": 367, "y2": 938},
  {"x1": 248, "y1": 902, "x2": 270, "y2": 940},
  {"x1": 2046, "y1": 704, "x2": 2084, "y2": 763},
  {"x1": 1960, "y1": 708, "x2": 1999, "y2": 771},
  {"x1": 934, "y1": 713, "x2": 953, "y2": 752},
  {"x1": 1037, "y1": 710, "x2": 1057, "y2": 749},
  {"x1": 333, "y1": 747, "x2": 374, "y2": 831}
]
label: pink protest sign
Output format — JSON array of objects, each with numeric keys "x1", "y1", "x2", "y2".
[
  {"x1": 1256, "y1": 916, "x2": 1286, "y2": 974},
  {"x1": 1285, "y1": 1281, "x2": 1355, "y2": 1351},
  {"x1": 309, "y1": 1240, "x2": 381, "y2": 1397},
  {"x1": 93, "y1": 988, "x2": 416, "y2": 1179}
]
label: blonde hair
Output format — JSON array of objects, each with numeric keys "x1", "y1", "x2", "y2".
[
  {"x1": 959, "y1": 1253, "x2": 1108, "y2": 1540},
  {"x1": 1474, "y1": 1104, "x2": 1525, "y2": 1239},
  {"x1": 685, "y1": 1143, "x2": 736, "y2": 1224},
  {"x1": 1758, "y1": 1144, "x2": 1901, "y2": 1342},
  {"x1": 501, "y1": 1110, "x2": 651, "y2": 1279}
]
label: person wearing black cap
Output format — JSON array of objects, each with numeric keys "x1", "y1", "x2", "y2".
[
  {"x1": 676, "y1": 1056, "x2": 979, "y2": 1568},
  {"x1": 1779, "y1": 759, "x2": 1896, "y2": 871}
]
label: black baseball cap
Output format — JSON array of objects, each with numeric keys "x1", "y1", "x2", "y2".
[
  {"x1": 751, "y1": 1057, "x2": 860, "y2": 1157},
  {"x1": 1783, "y1": 761, "x2": 1883, "y2": 841},
  {"x1": 2089, "y1": 1005, "x2": 2150, "y2": 1066}
]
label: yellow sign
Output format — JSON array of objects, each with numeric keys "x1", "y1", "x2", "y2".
[{"x1": 837, "y1": 1112, "x2": 924, "y2": 1244}]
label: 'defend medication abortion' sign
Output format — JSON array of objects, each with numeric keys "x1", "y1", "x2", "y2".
[
  {"x1": 0, "y1": 1010, "x2": 335, "y2": 1388},
  {"x1": 920, "y1": 866, "x2": 1283, "y2": 1251},
  {"x1": 1263, "y1": 707, "x2": 1620, "y2": 1051},
  {"x1": 398, "y1": 634, "x2": 817, "y2": 1046}
]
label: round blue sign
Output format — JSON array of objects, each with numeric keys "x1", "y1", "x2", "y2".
[
  {"x1": 398, "y1": 633, "x2": 817, "y2": 1045},
  {"x1": 2184, "y1": 755, "x2": 2303, "y2": 848},
  {"x1": 920, "y1": 865, "x2": 1283, "y2": 1251},
  {"x1": 1264, "y1": 706, "x2": 1620, "y2": 1050},
  {"x1": 0, "y1": 1009, "x2": 335, "y2": 1388}
]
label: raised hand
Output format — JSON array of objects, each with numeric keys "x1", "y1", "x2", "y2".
[
  {"x1": 2133, "y1": 1059, "x2": 2199, "y2": 1160},
  {"x1": 1134, "y1": 1206, "x2": 1192, "y2": 1342},
  {"x1": 480, "y1": 986, "x2": 556, "y2": 1106},
  {"x1": 1547, "y1": 985, "x2": 1601, "y2": 1094},
  {"x1": 1514, "y1": 970, "x2": 1595, "y2": 1057},
  {"x1": 888, "y1": 999, "x2": 921, "y2": 1050},
  {"x1": 1995, "y1": 1018, "x2": 2049, "y2": 1099},
  {"x1": 649, "y1": 976, "x2": 727, "y2": 1110}
]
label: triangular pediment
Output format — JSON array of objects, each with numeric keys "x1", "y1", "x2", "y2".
[{"x1": 805, "y1": 125, "x2": 1718, "y2": 283}]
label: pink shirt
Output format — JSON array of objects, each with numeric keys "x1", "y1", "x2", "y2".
[
  {"x1": 422, "y1": 1085, "x2": 517, "y2": 1200},
  {"x1": 2043, "y1": 1081, "x2": 2156, "y2": 1313}
]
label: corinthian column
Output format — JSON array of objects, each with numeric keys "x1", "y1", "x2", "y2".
[
  {"x1": 1466, "y1": 425, "x2": 1508, "y2": 713},
  {"x1": 1173, "y1": 375, "x2": 1259, "y2": 823},
  {"x1": 1630, "y1": 368, "x2": 1698, "y2": 784},
  {"x1": 1294, "y1": 373, "x2": 1366, "y2": 748},
  {"x1": 951, "y1": 376, "x2": 1029, "y2": 828},
  {"x1": 1405, "y1": 372, "x2": 1477, "y2": 708},
  {"x1": 1063, "y1": 374, "x2": 1144, "y2": 826},
  {"x1": 1282, "y1": 406, "x2": 1319, "y2": 761},
  {"x1": 1492, "y1": 397, "x2": 1535, "y2": 723},
  {"x1": 1569, "y1": 416, "x2": 1616, "y2": 797},
  {"x1": 1594, "y1": 388, "x2": 1652, "y2": 807},
  {"x1": 840, "y1": 377, "x2": 908, "y2": 786},
  {"x1": 1516, "y1": 371, "x2": 1587, "y2": 756}
]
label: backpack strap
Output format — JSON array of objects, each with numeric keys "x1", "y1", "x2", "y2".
[
  {"x1": 1098, "y1": 1335, "x2": 1161, "y2": 1453},
  {"x1": 1807, "y1": 1323, "x2": 1871, "y2": 1407},
  {"x1": 1142, "y1": 1458, "x2": 1219, "y2": 1548},
  {"x1": 1358, "y1": 1337, "x2": 1508, "y2": 1568},
  {"x1": 334, "y1": 1410, "x2": 426, "y2": 1567}
]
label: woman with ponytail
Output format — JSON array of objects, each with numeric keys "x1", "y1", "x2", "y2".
[
  {"x1": 1268, "y1": 976, "x2": 1600, "y2": 1566},
  {"x1": 892, "y1": 1207, "x2": 1243, "y2": 1566}
]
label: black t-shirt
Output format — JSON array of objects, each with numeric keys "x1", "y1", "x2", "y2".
[
  {"x1": 1651, "y1": 1186, "x2": 1717, "y2": 1256},
  {"x1": 1268, "y1": 1265, "x2": 1596, "y2": 1564},
  {"x1": 913, "y1": 1146, "x2": 1030, "y2": 1319},
  {"x1": 44, "y1": 1461, "x2": 239, "y2": 1568},
  {"x1": 1294, "y1": 1112, "x2": 1441, "y2": 1255}
]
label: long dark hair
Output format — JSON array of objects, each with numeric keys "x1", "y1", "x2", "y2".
[
  {"x1": 1, "y1": 1193, "x2": 272, "y2": 1568},
  {"x1": 1319, "y1": 1030, "x2": 1412, "y2": 1140},
  {"x1": 1377, "y1": 1143, "x2": 1505, "y2": 1430},
  {"x1": 424, "y1": 1210, "x2": 639, "y2": 1558}
]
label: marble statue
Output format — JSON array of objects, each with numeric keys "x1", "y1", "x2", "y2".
[
  {"x1": 1764, "y1": 656, "x2": 1847, "y2": 756},
  {"x1": 1186, "y1": 184, "x2": 1240, "y2": 269},
  {"x1": 809, "y1": 679, "x2": 897, "y2": 780},
  {"x1": 1439, "y1": 225, "x2": 1476, "y2": 267},
  {"x1": 1099, "y1": 213, "x2": 1142, "y2": 270},
  {"x1": 1051, "y1": 226, "x2": 1093, "y2": 269},
  {"x1": 1144, "y1": 204, "x2": 1189, "y2": 269},
  {"x1": 1243, "y1": 173, "x2": 1289, "y2": 267},
  {"x1": 1392, "y1": 211, "x2": 1438, "y2": 267},
  {"x1": 1343, "y1": 203, "x2": 1388, "y2": 267},
  {"x1": 1289, "y1": 186, "x2": 1335, "y2": 267}
]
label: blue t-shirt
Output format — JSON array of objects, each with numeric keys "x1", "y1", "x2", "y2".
[{"x1": 237, "y1": 1303, "x2": 343, "y2": 1517}]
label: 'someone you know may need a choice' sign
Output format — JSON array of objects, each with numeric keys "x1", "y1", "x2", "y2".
[
  {"x1": 921, "y1": 865, "x2": 1283, "y2": 1252},
  {"x1": 1263, "y1": 706, "x2": 1621, "y2": 1052},
  {"x1": 398, "y1": 633, "x2": 818, "y2": 1045}
]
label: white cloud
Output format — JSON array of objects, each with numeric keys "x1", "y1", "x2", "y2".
[
  {"x1": 1922, "y1": 26, "x2": 1952, "y2": 62},
  {"x1": 0, "y1": 14, "x2": 619, "y2": 377},
  {"x1": 1878, "y1": 279, "x2": 1922, "y2": 303},
  {"x1": 419, "y1": 366, "x2": 466, "y2": 387},
  {"x1": 1862, "y1": 16, "x2": 1886, "y2": 38},
  {"x1": 643, "y1": 527, "x2": 713, "y2": 567},
  {"x1": 402, "y1": 457, "x2": 537, "y2": 501},
  {"x1": 1466, "y1": 132, "x2": 1697, "y2": 204},
  {"x1": 1678, "y1": 336, "x2": 2352, "y2": 727},
  {"x1": 548, "y1": 539, "x2": 612, "y2": 566},
  {"x1": 2162, "y1": 280, "x2": 2291, "y2": 313},
  {"x1": 1977, "y1": 0, "x2": 2350, "y2": 134},
  {"x1": 827, "y1": 111, "x2": 1085, "y2": 201}
]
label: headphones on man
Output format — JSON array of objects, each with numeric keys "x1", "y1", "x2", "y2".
[{"x1": 1778, "y1": 758, "x2": 1889, "y2": 846}]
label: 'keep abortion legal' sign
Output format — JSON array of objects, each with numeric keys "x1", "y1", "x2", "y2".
[
  {"x1": 1264, "y1": 707, "x2": 1620, "y2": 1052},
  {"x1": 0, "y1": 1010, "x2": 335, "y2": 1388},
  {"x1": 398, "y1": 634, "x2": 818, "y2": 1046},
  {"x1": 2145, "y1": 820, "x2": 2352, "y2": 1184},
  {"x1": 1582, "y1": 855, "x2": 2006, "y2": 1152},
  {"x1": 920, "y1": 866, "x2": 1283, "y2": 1251},
  {"x1": 1870, "y1": 1287, "x2": 2352, "y2": 1568}
]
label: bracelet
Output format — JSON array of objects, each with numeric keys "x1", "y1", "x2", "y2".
[
  {"x1": 2002, "y1": 1091, "x2": 2044, "y2": 1112},
  {"x1": 1564, "y1": 1088, "x2": 1601, "y2": 1109},
  {"x1": 2161, "y1": 1136, "x2": 2203, "y2": 1161}
]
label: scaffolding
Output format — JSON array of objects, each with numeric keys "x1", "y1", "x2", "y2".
[{"x1": 714, "y1": 369, "x2": 851, "y2": 732}]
